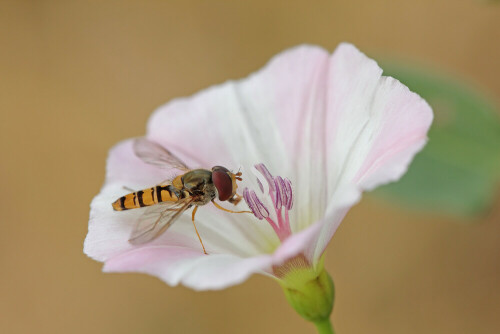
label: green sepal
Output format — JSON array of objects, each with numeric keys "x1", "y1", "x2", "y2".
[{"x1": 279, "y1": 261, "x2": 335, "y2": 323}]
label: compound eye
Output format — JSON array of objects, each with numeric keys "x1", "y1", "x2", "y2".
[
  {"x1": 212, "y1": 166, "x2": 229, "y2": 173},
  {"x1": 212, "y1": 167, "x2": 233, "y2": 201}
]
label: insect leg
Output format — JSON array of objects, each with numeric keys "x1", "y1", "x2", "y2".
[
  {"x1": 122, "y1": 186, "x2": 136, "y2": 192},
  {"x1": 191, "y1": 206, "x2": 208, "y2": 255},
  {"x1": 212, "y1": 200, "x2": 252, "y2": 214},
  {"x1": 227, "y1": 193, "x2": 243, "y2": 206}
]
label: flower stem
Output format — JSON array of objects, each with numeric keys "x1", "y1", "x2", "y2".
[{"x1": 314, "y1": 318, "x2": 334, "y2": 334}]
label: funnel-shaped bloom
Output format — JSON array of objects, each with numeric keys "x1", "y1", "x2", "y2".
[{"x1": 84, "y1": 43, "x2": 432, "y2": 291}]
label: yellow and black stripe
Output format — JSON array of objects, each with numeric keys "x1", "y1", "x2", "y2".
[{"x1": 112, "y1": 185, "x2": 185, "y2": 211}]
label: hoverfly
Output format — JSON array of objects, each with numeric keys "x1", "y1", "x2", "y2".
[{"x1": 112, "y1": 138, "x2": 248, "y2": 254}]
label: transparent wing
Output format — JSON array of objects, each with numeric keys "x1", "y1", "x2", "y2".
[
  {"x1": 128, "y1": 198, "x2": 194, "y2": 245},
  {"x1": 133, "y1": 137, "x2": 190, "y2": 171}
]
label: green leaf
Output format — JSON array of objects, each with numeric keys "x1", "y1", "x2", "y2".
[{"x1": 373, "y1": 62, "x2": 500, "y2": 217}]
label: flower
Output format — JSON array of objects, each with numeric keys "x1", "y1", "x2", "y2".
[{"x1": 84, "y1": 43, "x2": 433, "y2": 293}]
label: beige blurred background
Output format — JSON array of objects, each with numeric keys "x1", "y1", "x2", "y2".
[{"x1": 1, "y1": 1, "x2": 500, "y2": 333}]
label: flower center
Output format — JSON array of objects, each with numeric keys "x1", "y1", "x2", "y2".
[{"x1": 243, "y1": 163, "x2": 293, "y2": 242}]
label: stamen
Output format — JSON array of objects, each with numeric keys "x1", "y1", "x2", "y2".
[
  {"x1": 251, "y1": 191, "x2": 270, "y2": 219},
  {"x1": 256, "y1": 178, "x2": 264, "y2": 193},
  {"x1": 243, "y1": 188, "x2": 259, "y2": 218},
  {"x1": 283, "y1": 178, "x2": 293, "y2": 210},
  {"x1": 243, "y1": 163, "x2": 295, "y2": 243},
  {"x1": 273, "y1": 176, "x2": 286, "y2": 210},
  {"x1": 255, "y1": 163, "x2": 276, "y2": 191},
  {"x1": 243, "y1": 188, "x2": 269, "y2": 219}
]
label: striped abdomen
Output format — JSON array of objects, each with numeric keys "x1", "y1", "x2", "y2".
[{"x1": 112, "y1": 185, "x2": 185, "y2": 211}]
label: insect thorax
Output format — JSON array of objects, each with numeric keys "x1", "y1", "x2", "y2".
[{"x1": 181, "y1": 169, "x2": 217, "y2": 205}]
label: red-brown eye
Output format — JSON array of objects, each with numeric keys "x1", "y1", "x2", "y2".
[{"x1": 212, "y1": 166, "x2": 233, "y2": 201}]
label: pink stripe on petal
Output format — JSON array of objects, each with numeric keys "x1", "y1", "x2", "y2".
[
  {"x1": 105, "y1": 246, "x2": 273, "y2": 290},
  {"x1": 352, "y1": 78, "x2": 433, "y2": 189},
  {"x1": 104, "y1": 246, "x2": 201, "y2": 273}
]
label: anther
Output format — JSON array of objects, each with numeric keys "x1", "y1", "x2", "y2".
[
  {"x1": 251, "y1": 191, "x2": 270, "y2": 219},
  {"x1": 283, "y1": 178, "x2": 293, "y2": 210},
  {"x1": 243, "y1": 188, "x2": 269, "y2": 219},
  {"x1": 255, "y1": 163, "x2": 276, "y2": 191},
  {"x1": 274, "y1": 176, "x2": 288, "y2": 210},
  {"x1": 256, "y1": 178, "x2": 264, "y2": 193}
]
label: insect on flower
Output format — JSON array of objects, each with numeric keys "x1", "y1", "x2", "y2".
[
  {"x1": 112, "y1": 137, "x2": 249, "y2": 254},
  {"x1": 85, "y1": 43, "x2": 433, "y2": 293}
]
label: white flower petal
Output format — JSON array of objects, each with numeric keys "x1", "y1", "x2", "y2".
[
  {"x1": 312, "y1": 43, "x2": 432, "y2": 260},
  {"x1": 103, "y1": 246, "x2": 273, "y2": 291}
]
